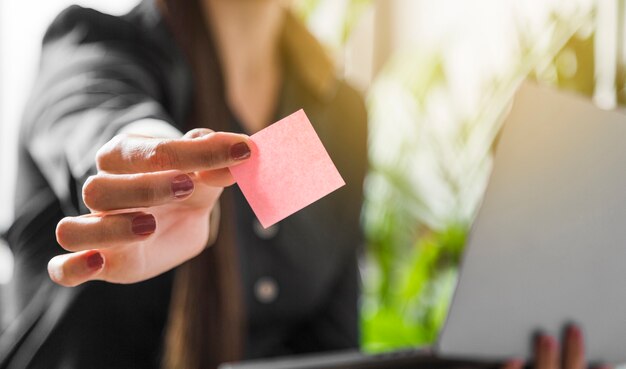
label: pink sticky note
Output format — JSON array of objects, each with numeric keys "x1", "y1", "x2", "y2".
[{"x1": 229, "y1": 109, "x2": 345, "y2": 228}]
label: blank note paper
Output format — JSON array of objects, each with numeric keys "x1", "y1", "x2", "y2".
[{"x1": 229, "y1": 109, "x2": 345, "y2": 228}]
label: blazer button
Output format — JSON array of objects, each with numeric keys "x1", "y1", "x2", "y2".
[
  {"x1": 254, "y1": 277, "x2": 279, "y2": 303},
  {"x1": 253, "y1": 219, "x2": 279, "y2": 240}
]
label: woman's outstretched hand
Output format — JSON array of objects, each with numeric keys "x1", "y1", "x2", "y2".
[
  {"x1": 503, "y1": 326, "x2": 611, "y2": 369},
  {"x1": 48, "y1": 128, "x2": 252, "y2": 286}
]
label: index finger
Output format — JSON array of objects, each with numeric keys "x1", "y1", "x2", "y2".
[{"x1": 97, "y1": 131, "x2": 252, "y2": 174}]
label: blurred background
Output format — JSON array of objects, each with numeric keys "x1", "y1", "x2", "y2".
[{"x1": 1, "y1": 0, "x2": 624, "y2": 353}]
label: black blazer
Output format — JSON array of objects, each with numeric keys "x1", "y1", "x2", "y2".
[{"x1": 1, "y1": 1, "x2": 367, "y2": 368}]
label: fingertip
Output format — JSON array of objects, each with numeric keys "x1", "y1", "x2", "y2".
[
  {"x1": 536, "y1": 334, "x2": 557, "y2": 352},
  {"x1": 544, "y1": 335, "x2": 558, "y2": 351},
  {"x1": 47, "y1": 255, "x2": 66, "y2": 285},
  {"x1": 82, "y1": 175, "x2": 116, "y2": 212},
  {"x1": 47, "y1": 251, "x2": 105, "y2": 287},
  {"x1": 567, "y1": 324, "x2": 583, "y2": 343},
  {"x1": 55, "y1": 217, "x2": 72, "y2": 247}
]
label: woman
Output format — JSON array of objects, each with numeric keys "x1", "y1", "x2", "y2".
[
  {"x1": 3, "y1": 0, "x2": 365, "y2": 368},
  {"x1": 0, "y1": 1, "x2": 600, "y2": 369}
]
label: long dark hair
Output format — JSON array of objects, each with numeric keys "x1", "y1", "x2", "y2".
[{"x1": 155, "y1": 1, "x2": 244, "y2": 368}]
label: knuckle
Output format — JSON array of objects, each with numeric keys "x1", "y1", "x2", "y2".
[
  {"x1": 96, "y1": 134, "x2": 126, "y2": 171},
  {"x1": 185, "y1": 128, "x2": 214, "y2": 139},
  {"x1": 95, "y1": 215, "x2": 117, "y2": 243},
  {"x1": 199, "y1": 147, "x2": 226, "y2": 168},
  {"x1": 47, "y1": 258, "x2": 67, "y2": 285},
  {"x1": 136, "y1": 182, "x2": 159, "y2": 205},
  {"x1": 148, "y1": 141, "x2": 179, "y2": 170}
]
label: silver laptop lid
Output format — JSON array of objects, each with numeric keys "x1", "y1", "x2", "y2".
[{"x1": 437, "y1": 82, "x2": 626, "y2": 364}]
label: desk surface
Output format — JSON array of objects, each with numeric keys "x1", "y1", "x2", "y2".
[{"x1": 220, "y1": 348, "x2": 501, "y2": 369}]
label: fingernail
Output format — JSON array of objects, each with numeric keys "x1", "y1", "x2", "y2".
[
  {"x1": 230, "y1": 142, "x2": 251, "y2": 160},
  {"x1": 541, "y1": 335, "x2": 557, "y2": 351},
  {"x1": 86, "y1": 252, "x2": 104, "y2": 271},
  {"x1": 172, "y1": 174, "x2": 194, "y2": 199},
  {"x1": 132, "y1": 214, "x2": 156, "y2": 235},
  {"x1": 569, "y1": 325, "x2": 583, "y2": 342}
]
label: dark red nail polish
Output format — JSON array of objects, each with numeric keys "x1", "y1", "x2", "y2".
[
  {"x1": 171, "y1": 174, "x2": 194, "y2": 199},
  {"x1": 569, "y1": 325, "x2": 583, "y2": 342},
  {"x1": 230, "y1": 142, "x2": 251, "y2": 160},
  {"x1": 86, "y1": 252, "x2": 104, "y2": 271},
  {"x1": 541, "y1": 335, "x2": 557, "y2": 350},
  {"x1": 132, "y1": 214, "x2": 156, "y2": 235}
]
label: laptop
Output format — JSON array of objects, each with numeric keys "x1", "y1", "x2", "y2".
[
  {"x1": 437, "y1": 82, "x2": 626, "y2": 365},
  {"x1": 222, "y1": 82, "x2": 626, "y2": 368}
]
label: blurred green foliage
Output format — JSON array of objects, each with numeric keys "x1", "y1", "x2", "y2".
[
  {"x1": 292, "y1": 0, "x2": 371, "y2": 45},
  {"x1": 362, "y1": 226, "x2": 465, "y2": 351},
  {"x1": 296, "y1": 0, "x2": 612, "y2": 354},
  {"x1": 361, "y1": 2, "x2": 599, "y2": 353}
]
